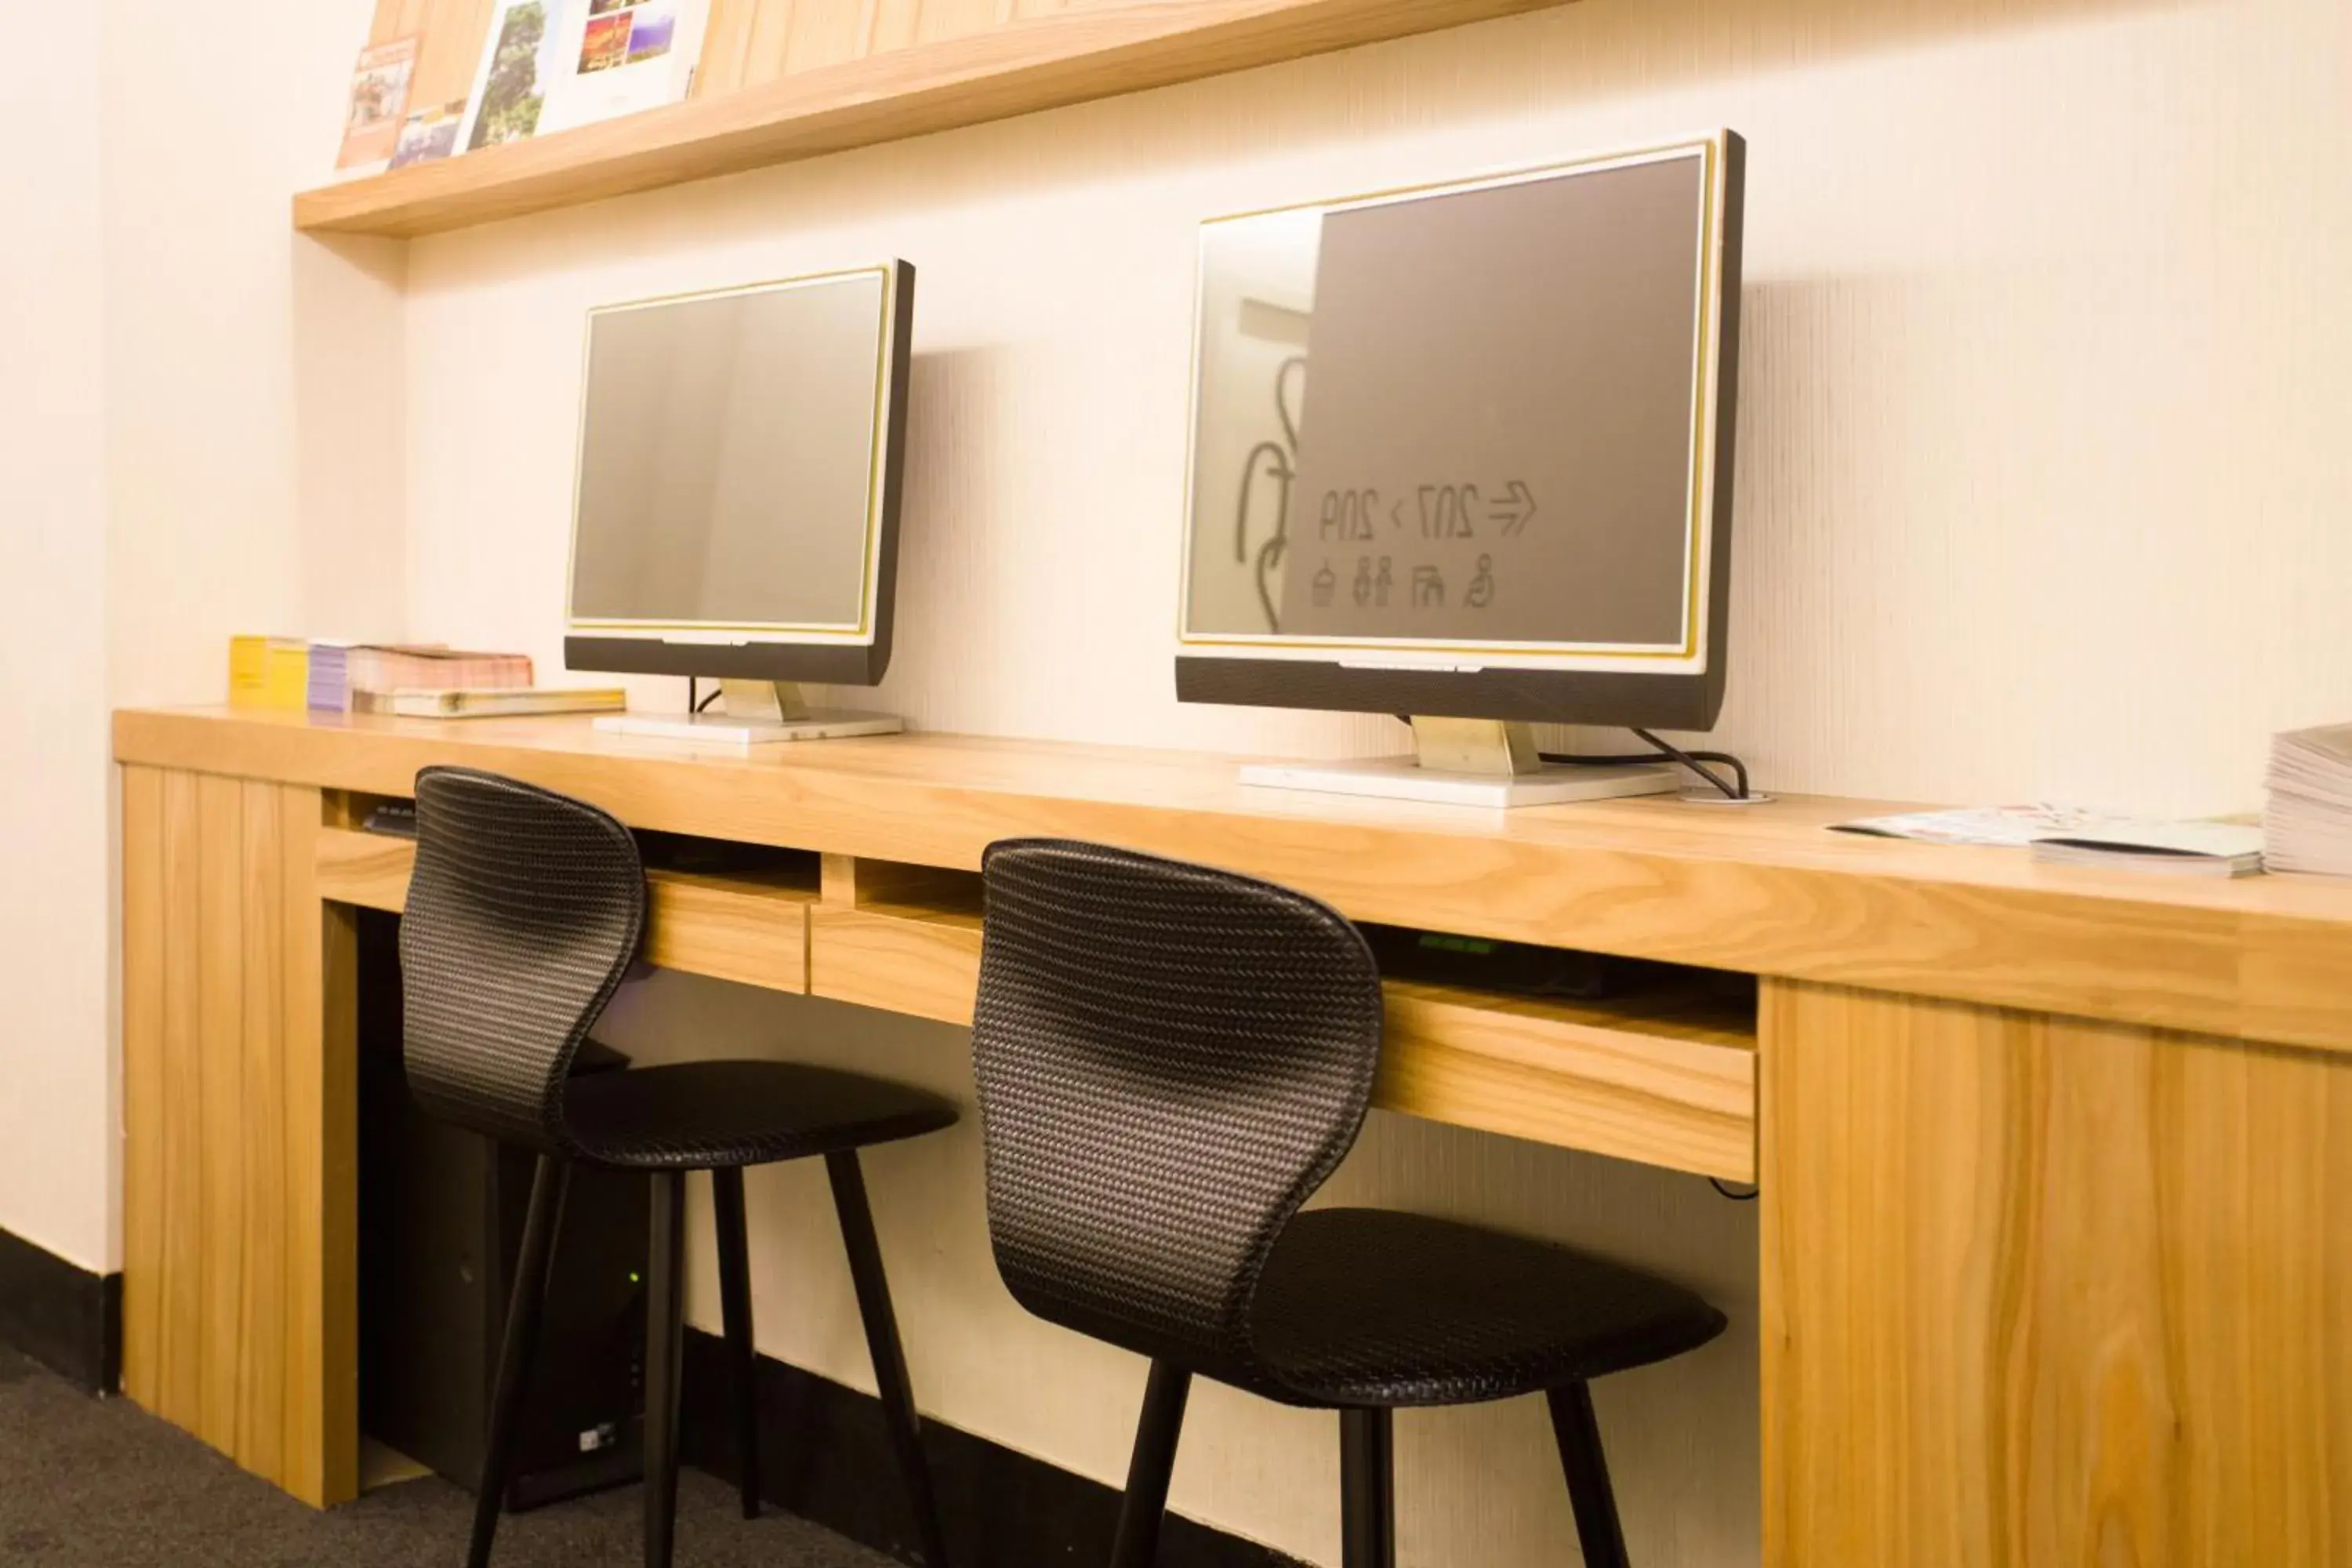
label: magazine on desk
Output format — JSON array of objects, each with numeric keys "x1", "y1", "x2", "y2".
[{"x1": 1833, "y1": 804, "x2": 2265, "y2": 877}]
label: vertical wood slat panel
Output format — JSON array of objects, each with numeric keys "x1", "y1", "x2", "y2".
[
  {"x1": 1761, "y1": 981, "x2": 2352, "y2": 1568},
  {"x1": 194, "y1": 775, "x2": 249, "y2": 1455},
  {"x1": 695, "y1": 0, "x2": 764, "y2": 96},
  {"x1": 741, "y1": 0, "x2": 800, "y2": 90},
  {"x1": 236, "y1": 782, "x2": 289, "y2": 1483},
  {"x1": 119, "y1": 768, "x2": 166, "y2": 1408},
  {"x1": 157, "y1": 771, "x2": 205, "y2": 1431},
  {"x1": 119, "y1": 771, "x2": 353, "y2": 1506}
]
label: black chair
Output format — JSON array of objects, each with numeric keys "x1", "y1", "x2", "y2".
[
  {"x1": 969, "y1": 839, "x2": 1726, "y2": 1568},
  {"x1": 400, "y1": 766, "x2": 959, "y2": 1568}
]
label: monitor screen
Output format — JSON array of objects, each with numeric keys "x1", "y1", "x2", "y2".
[
  {"x1": 568, "y1": 267, "x2": 899, "y2": 641},
  {"x1": 1178, "y1": 136, "x2": 1742, "y2": 726}
]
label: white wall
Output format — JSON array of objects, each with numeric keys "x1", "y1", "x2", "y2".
[
  {"x1": 0, "y1": 2, "x2": 112, "y2": 1272},
  {"x1": 387, "y1": 1, "x2": 2352, "y2": 1563}
]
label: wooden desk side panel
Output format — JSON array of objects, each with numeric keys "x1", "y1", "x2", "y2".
[
  {"x1": 1760, "y1": 980, "x2": 2352, "y2": 1567},
  {"x1": 118, "y1": 768, "x2": 356, "y2": 1507}
]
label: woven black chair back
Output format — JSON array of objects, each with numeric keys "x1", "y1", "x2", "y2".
[
  {"x1": 971, "y1": 839, "x2": 1383, "y2": 1382},
  {"x1": 400, "y1": 766, "x2": 645, "y2": 1152}
]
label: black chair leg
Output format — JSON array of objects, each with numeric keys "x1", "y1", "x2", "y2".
[
  {"x1": 470, "y1": 1155, "x2": 569, "y2": 1568},
  {"x1": 1339, "y1": 1407, "x2": 1396, "y2": 1568},
  {"x1": 644, "y1": 1170, "x2": 688, "y2": 1568},
  {"x1": 827, "y1": 1150, "x2": 953, "y2": 1568},
  {"x1": 1110, "y1": 1359, "x2": 1192, "y2": 1568},
  {"x1": 710, "y1": 1167, "x2": 761, "y2": 1520},
  {"x1": 1548, "y1": 1380, "x2": 1631, "y2": 1568}
]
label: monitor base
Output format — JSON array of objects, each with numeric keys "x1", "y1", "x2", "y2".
[
  {"x1": 1239, "y1": 756, "x2": 1679, "y2": 808},
  {"x1": 593, "y1": 712, "x2": 905, "y2": 746}
]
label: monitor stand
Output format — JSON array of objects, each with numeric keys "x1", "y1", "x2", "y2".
[
  {"x1": 594, "y1": 681, "x2": 904, "y2": 746},
  {"x1": 1239, "y1": 717, "x2": 1679, "y2": 808}
]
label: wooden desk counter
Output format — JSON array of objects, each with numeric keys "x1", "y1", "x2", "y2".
[{"x1": 112, "y1": 706, "x2": 2352, "y2": 1565}]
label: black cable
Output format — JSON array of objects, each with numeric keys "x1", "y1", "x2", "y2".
[
  {"x1": 1710, "y1": 1178, "x2": 1759, "y2": 1201},
  {"x1": 1540, "y1": 728, "x2": 1751, "y2": 800},
  {"x1": 695, "y1": 686, "x2": 721, "y2": 713}
]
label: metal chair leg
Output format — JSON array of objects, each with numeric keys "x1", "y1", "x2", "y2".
[
  {"x1": 1111, "y1": 1359, "x2": 1192, "y2": 1568},
  {"x1": 643, "y1": 1171, "x2": 688, "y2": 1568},
  {"x1": 711, "y1": 1167, "x2": 760, "y2": 1519},
  {"x1": 827, "y1": 1150, "x2": 953, "y2": 1568},
  {"x1": 1339, "y1": 1407, "x2": 1396, "y2": 1568},
  {"x1": 469, "y1": 1155, "x2": 569, "y2": 1568},
  {"x1": 1548, "y1": 1380, "x2": 1631, "y2": 1568}
]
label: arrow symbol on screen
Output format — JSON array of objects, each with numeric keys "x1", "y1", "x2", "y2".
[{"x1": 1490, "y1": 480, "x2": 1537, "y2": 535}]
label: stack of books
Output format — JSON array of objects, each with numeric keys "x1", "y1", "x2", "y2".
[
  {"x1": 230, "y1": 637, "x2": 623, "y2": 720},
  {"x1": 2265, "y1": 724, "x2": 2352, "y2": 877},
  {"x1": 310, "y1": 644, "x2": 535, "y2": 713}
]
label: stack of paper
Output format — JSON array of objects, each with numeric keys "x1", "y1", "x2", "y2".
[{"x1": 2265, "y1": 724, "x2": 2352, "y2": 876}]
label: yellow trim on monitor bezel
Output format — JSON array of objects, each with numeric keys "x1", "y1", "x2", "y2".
[
  {"x1": 1175, "y1": 135, "x2": 1728, "y2": 672},
  {"x1": 564, "y1": 263, "x2": 899, "y2": 646}
]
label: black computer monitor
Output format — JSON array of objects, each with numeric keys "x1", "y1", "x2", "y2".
[
  {"x1": 564, "y1": 263, "x2": 915, "y2": 742},
  {"x1": 1177, "y1": 136, "x2": 1745, "y2": 791}
]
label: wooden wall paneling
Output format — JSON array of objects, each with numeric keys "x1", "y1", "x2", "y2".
[
  {"x1": 782, "y1": 0, "x2": 876, "y2": 76},
  {"x1": 696, "y1": 0, "x2": 768, "y2": 96},
  {"x1": 1760, "y1": 980, "x2": 2352, "y2": 1567},
  {"x1": 118, "y1": 767, "x2": 165, "y2": 1408},
  {"x1": 740, "y1": 0, "x2": 804, "y2": 87},
  {"x1": 910, "y1": 0, "x2": 1007, "y2": 48},
  {"x1": 364, "y1": 0, "x2": 497, "y2": 119}
]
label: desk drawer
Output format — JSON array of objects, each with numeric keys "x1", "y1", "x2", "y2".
[{"x1": 316, "y1": 828, "x2": 815, "y2": 994}]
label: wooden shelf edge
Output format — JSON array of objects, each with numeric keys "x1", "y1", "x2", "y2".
[{"x1": 293, "y1": 0, "x2": 1570, "y2": 239}]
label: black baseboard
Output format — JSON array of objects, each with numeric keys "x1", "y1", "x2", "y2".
[
  {"x1": 0, "y1": 1224, "x2": 120, "y2": 1395},
  {"x1": 680, "y1": 1329, "x2": 1305, "y2": 1568}
]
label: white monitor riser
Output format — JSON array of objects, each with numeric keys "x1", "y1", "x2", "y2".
[
  {"x1": 594, "y1": 711, "x2": 903, "y2": 746},
  {"x1": 1240, "y1": 717, "x2": 1681, "y2": 808},
  {"x1": 593, "y1": 677, "x2": 902, "y2": 746},
  {"x1": 1239, "y1": 756, "x2": 1678, "y2": 808}
]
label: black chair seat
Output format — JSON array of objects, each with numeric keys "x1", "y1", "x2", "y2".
[
  {"x1": 564, "y1": 1059, "x2": 959, "y2": 1171},
  {"x1": 1248, "y1": 1208, "x2": 1726, "y2": 1408}
]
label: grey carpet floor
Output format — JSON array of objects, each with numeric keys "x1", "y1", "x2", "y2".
[{"x1": 0, "y1": 1343, "x2": 898, "y2": 1566}]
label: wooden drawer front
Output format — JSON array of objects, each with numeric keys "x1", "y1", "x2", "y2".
[
  {"x1": 1380, "y1": 982, "x2": 1756, "y2": 1181},
  {"x1": 315, "y1": 829, "x2": 812, "y2": 994},
  {"x1": 809, "y1": 905, "x2": 983, "y2": 1025}
]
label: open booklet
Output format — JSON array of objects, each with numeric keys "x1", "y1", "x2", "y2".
[{"x1": 1833, "y1": 805, "x2": 2265, "y2": 877}]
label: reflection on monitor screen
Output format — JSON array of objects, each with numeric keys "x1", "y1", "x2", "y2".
[{"x1": 1181, "y1": 140, "x2": 1733, "y2": 682}]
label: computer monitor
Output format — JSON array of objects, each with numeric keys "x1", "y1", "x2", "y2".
[
  {"x1": 564, "y1": 263, "x2": 915, "y2": 744},
  {"x1": 1178, "y1": 134, "x2": 1746, "y2": 804}
]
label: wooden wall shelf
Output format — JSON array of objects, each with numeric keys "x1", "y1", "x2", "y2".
[{"x1": 295, "y1": 0, "x2": 1570, "y2": 239}]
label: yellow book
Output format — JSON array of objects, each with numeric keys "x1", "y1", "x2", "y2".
[
  {"x1": 227, "y1": 636, "x2": 270, "y2": 709},
  {"x1": 230, "y1": 637, "x2": 312, "y2": 710},
  {"x1": 262, "y1": 640, "x2": 310, "y2": 710}
]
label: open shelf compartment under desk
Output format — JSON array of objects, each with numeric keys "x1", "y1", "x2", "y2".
[
  {"x1": 808, "y1": 857, "x2": 1759, "y2": 1181},
  {"x1": 316, "y1": 826, "x2": 820, "y2": 996}
]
